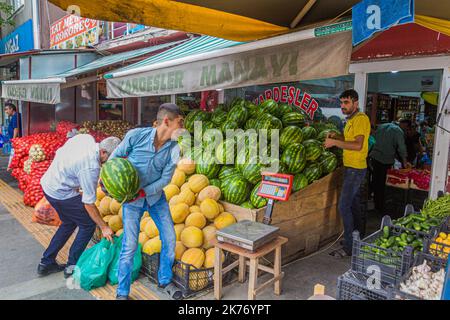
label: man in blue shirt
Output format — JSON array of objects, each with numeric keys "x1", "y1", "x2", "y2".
[
  {"x1": 110, "y1": 103, "x2": 184, "y2": 300},
  {"x1": 4, "y1": 102, "x2": 22, "y2": 170}
]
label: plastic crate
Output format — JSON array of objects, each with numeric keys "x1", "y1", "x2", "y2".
[
  {"x1": 351, "y1": 216, "x2": 419, "y2": 286},
  {"x1": 141, "y1": 252, "x2": 160, "y2": 283},
  {"x1": 424, "y1": 217, "x2": 450, "y2": 261},
  {"x1": 336, "y1": 270, "x2": 390, "y2": 300},
  {"x1": 390, "y1": 252, "x2": 448, "y2": 300}
]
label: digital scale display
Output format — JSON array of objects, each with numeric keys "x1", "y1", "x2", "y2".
[
  {"x1": 259, "y1": 184, "x2": 287, "y2": 198},
  {"x1": 263, "y1": 175, "x2": 290, "y2": 185},
  {"x1": 257, "y1": 172, "x2": 293, "y2": 202}
]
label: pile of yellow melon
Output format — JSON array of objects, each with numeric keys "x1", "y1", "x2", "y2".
[{"x1": 95, "y1": 187, "x2": 125, "y2": 236}]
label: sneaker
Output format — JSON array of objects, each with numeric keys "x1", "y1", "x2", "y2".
[
  {"x1": 37, "y1": 263, "x2": 66, "y2": 277},
  {"x1": 158, "y1": 282, "x2": 183, "y2": 300},
  {"x1": 64, "y1": 265, "x2": 76, "y2": 279},
  {"x1": 116, "y1": 295, "x2": 130, "y2": 300}
]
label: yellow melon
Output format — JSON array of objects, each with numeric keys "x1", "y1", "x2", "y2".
[
  {"x1": 169, "y1": 195, "x2": 181, "y2": 206},
  {"x1": 198, "y1": 186, "x2": 221, "y2": 203},
  {"x1": 189, "y1": 205, "x2": 201, "y2": 213},
  {"x1": 200, "y1": 198, "x2": 220, "y2": 220},
  {"x1": 195, "y1": 197, "x2": 202, "y2": 206},
  {"x1": 174, "y1": 224, "x2": 185, "y2": 241},
  {"x1": 140, "y1": 217, "x2": 152, "y2": 232},
  {"x1": 103, "y1": 215, "x2": 114, "y2": 223},
  {"x1": 202, "y1": 225, "x2": 217, "y2": 249},
  {"x1": 139, "y1": 232, "x2": 150, "y2": 247},
  {"x1": 116, "y1": 229, "x2": 124, "y2": 237},
  {"x1": 180, "y1": 226, "x2": 204, "y2": 248},
  {"x1": 188, "y1": 174, "x2": 209, "y2": 193},
  {"x1": 108, "y1": 215, "x2": 123, "y2": 232},
  {"x1": 185, "y1": 212, "x2": 207, "y2": 229},
  {"x1": 181, "y1": 248, "x2": 205, "y2": 269},
  {"x1": 180, "y1": 183, "x2": 191, "y2": 193},
  {"x1": 95, "y1": 200, "x2": 100, "y2": 207},
  {"x1": 144, "y1": 218, "x2": 159, "y2": 238},
  {"x1": 109, "y1": 199, "x2": 121, "y2": 215},
  {"x1": 142, "y1": 236, "x2": 161, "y2": 255},
  {"x1": 178, "y1": 189, "x2": 196, "y2": 206},
  {"x1": 163, "y1": 184, "x2": 180, "y2": 201},
  {"x1": 171, "y1": 203, "x2": 190, "y2": 224},
  {"x1": 204, "y1": 248, "x2": 225, "y2": 268},
  {"x1": 214, "y1": 212, "x2": 236, "y2": 230},
  {"x1": 218, "y1": 203, "x2": 224, "y2": 213},
  {"x1": 177, "y1": 158, "x2": 196, "y2": 175},
  {"x1": 118, "y1": 207, "x2": 123, "y2": 219},
  {"x1": 175, "y1": 241, "x2": 187, "y2": 260},
  {"x1": 99, "y1": 196, "x2": 112, "y2": 216},
  {"x1": 171, "y1": 169, "x2": 186, "y2": 187},
  {"x1": 96, "y1": 186, "x2": 106, "y2": 201}
]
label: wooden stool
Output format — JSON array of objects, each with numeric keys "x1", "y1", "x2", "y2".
[{"x1": 212, "y1": 236, "x2": 288, "y2": 300}]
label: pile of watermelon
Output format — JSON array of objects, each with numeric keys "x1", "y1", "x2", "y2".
[{"x1": 179, "y1": 98, "x2": 343, "y2": 209}]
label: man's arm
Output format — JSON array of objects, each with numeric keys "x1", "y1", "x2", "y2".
[
  {"x1": 395, "y1": 130, "x2": 409, "y2": 168},
  {"x1": 13, "y1": 128, "x2": 19, "y2": 139},
  {"x1": 78, "y1": 168, "x2": 114, "y2": 241},
  {"x1": 324, "y1": 135, "x2": 365, "y2": 151}
]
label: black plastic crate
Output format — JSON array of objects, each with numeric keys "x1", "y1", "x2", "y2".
[
  {"x1": 337, "y1": 270, "x2": 390, "y2": 300},
  {"x1": 352, "y1": 216, "x2": 419, "y2": 286},
  {"x1": 390, "y1": 252, "x2": 448, "y2": 300},
  {"x1": 424, "y1": 218, "x2": 450, "y2": 261},
  {"x1": 141, "y1": 252, "x2": 160, "y2": 283}
]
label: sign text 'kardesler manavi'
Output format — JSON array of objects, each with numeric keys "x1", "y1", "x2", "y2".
[
  {"x1": 106, "y1": 32, "x2": 352, "y2": 99},
  {"x1": 2, "y1": 83, "x2": 61, "y2": 105}
]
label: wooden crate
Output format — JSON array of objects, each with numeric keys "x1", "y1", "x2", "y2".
[{"x1": 221, "y1": 168, "x2": 344, "y2": 263}]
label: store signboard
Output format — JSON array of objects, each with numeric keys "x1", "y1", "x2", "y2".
[
  {"x1": 315, "y1": 21, "x2": 353, "y2": 38},
  {"x1": 50, "y1": 15, "x2": 99, "y2": 49},
  {"x1": 107, "y1": 31, "x2": 352, "y2": 98},
  {"x1": 352, "y1": 0, "x2": 414, "y2": 46},
  {"x1": 0, "y1": 20, "x2": 34, "y2": 54},
  {"x1": 1, "y1": 83, "x2": 61, "y2": 105}
]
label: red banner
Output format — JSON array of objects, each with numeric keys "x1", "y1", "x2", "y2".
[{"x1": 50, "y1": 15, "x2": 98, "y2": 49}]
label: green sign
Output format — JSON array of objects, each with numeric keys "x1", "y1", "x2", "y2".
[{"x1": 314, "y1": 21, "x2": 353, "y2": 38}]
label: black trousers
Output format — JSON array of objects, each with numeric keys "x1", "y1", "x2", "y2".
[{"x1": 371, "y1": 158, "x2": 393, "y2": 214}]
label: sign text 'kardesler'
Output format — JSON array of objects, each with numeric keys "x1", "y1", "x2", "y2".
[
  {"x1": 106, "y1": 32, "x2": 353, "y2": 98},
  {"x1": 254, "y1": 85, "x2": 319, "y2": 119},
  {"x1": 2, "y1": 83, "x2": 61, "y2": 105}
]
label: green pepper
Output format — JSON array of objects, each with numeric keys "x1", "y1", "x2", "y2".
[
  {"x1": 398, "y1": 240, "x2": 408, "y2": 247},
  {"x1": 413, "y1": 215, "x2": 427, "y2": 222},
  {"x1": 406, "y1": 222, "x2": 414, "y2": 229},
  {"x1": 401, "y1": 233, "x2": 408, "y2": 242},
  {"x1": 386, "y1": 236, "x2": 396, "y2": 248},
  {"x1": 395, "y1": 236, "x2": 401, "y2": 243},
  {"x1": 383, "y1": 226, "x2": 390, "y2": 239},
  {"x1": 413, "y1": 223, "x2": 422, "y2": 231}
]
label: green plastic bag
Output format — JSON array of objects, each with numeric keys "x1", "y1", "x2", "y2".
[
  {"x1": 107, "y1": 234, "x2": 143, "y2": 285},
  {"x1": 73, "y1": 238, "x2": 116, "y2": 291}
]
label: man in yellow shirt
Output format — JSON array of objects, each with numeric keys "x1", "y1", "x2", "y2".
[{"x1": 324, "y1": 89, "x2": 371, "y2": 257}]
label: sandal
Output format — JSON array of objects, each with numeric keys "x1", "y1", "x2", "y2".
[
  {"x1": 329, "y1": 247, "x2": 352, "y2": 259},
  {"x1": 158, "y1": 282, "x2": 183, "y2": 300}
]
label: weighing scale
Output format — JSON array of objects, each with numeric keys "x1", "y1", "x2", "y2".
[{"x1": 216, "y1": 172, "x2": 293, "y2": 252}]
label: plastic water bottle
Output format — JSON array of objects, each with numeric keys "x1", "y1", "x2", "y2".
[{"x1": 307, "y1": 284, "x2": 335, "y2": 300}]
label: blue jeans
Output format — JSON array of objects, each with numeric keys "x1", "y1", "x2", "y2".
[
  {"x1": 338, "y1": 167, "x2": 367, "y2": 254},
  {"x1": 42, "y1": 193, "x2": 96, "y2": 266},
  {"x1": 117, "y1": 194, "x2": 176, "y2": 296}
]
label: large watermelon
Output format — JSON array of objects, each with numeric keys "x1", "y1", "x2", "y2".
[
  {"x1": 317, "y1": 129, "x2": 340, "y2": 142},
  {"x1": 184, "y1": 110, "x2": 201, "y2": 133},
  {"x1": 319, "y1": 154, "x2": 338, "y2": 175},
  {"x1": 305, "y1": 143, "x2": 324, "y2": 162},
  {"x1": 221, "y1": 120, "x2": 239, "y2": 133},
  {"x1": 242, "y1": 158, "x2": 263, "y2": 185},
  {"x1": 218, "y1": 166, "x2": 241, "y2": 181},
  {"x1": 259, "y1": 99, "x2": 279, "y2": 117},
  {"x1": 302, "y1": 139, "x2": 322, "y2": 148},
  {"x1": 293, "y1": 173, "x2": 309, "y2": 192},
  {"x1": 216, "y1": 139, "x2": 236, "y2": 164},
  {"x1": 196, "y1": 155, "x2": 221, "y2": 179},
  {"x1": 210, "y1": 179, "x2": 222, "y2": 189},
  {"x1": 244, "y1": 118, "x2": 257, "y2": 130},
  {"x1": 282, "y1": 112, "x2": 306, "y2": 127},
  {"x1": 100, "y1": 158, "x2": 140, "y2": 203},
  {"x1": 280, "y1": 143, "x2": 307, "y2": 174},
  {"x1": 246, "y1": 102, "x2": 259, "y2": 118},
  {"x1": 222, "y1": 177, "x2": 251, "y2": 205},
  {"x1": 185, "y1": 111, "x2": 211, "y2": 133},
  {"x1": 211, "y1": 111, "x2": 228, "y2": 126},
  {"x1": 240, "y1": 201, "x2": 255, "y2": 209},
  {"x1": 303, "y1": 163, "x2": 323, "y2": 184},
  {"x1": 178, "y1": 132, "x2": 192, "y2": 155},
  {"x1": 280, "y1": 126, "x2": 304, "y2": 150},
  {"x1": 250, "y1": 182, "x2": 268, "y2": 208},
  {"x1": 278, "y1": 103, "x2": 294, "y2": 117},
  {"x1": 302, "y1": 126, "x2": 318, "y2": 140},
  {"x1": 227, "y1": 105, "x2": 248, "y2": 126}
]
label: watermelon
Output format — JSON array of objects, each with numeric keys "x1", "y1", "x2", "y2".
[
  {"x1": 317, "y1": 129, "x2": 340, "y2": 142},
  {"x1": 211, "y1": 111, "x2": 228, "y2": 126},
  {"x1": 100, "y1": 158, "x2": 140, "y2": 203},
  {"x1": 302, "y1": 139, "x2": 322, "y2": 148},
  {"x1": 282, "y1": 112, "x2": 306, "y2": 127},
  {"x1": 250, "y1": 182, "x2": 268, "y2": 208},
  {"x1": 201, "y1": 121, "x2": 215, "y2": 133},
  {"x1": 185, "y1": 145, "x2": 203, "y2": 162},
  {"x1": 278, "y1": 103, "x2": 294, "y2": 117},
  {"x1": 210, "y1": 179, "x2": 222, "y2": 189},
  {"x1": 216, "y1": 139, "x2": 236, "y2": 164},
  {"x1": 196, "y1": 155, "x2": 221, "y2": 179},
  {"x1": 305, "y1": 143, "x2": 324, "y2": 162},
  {"x1": 222, "y1": 177, "x2": 251, "y2": 205},
  {"x1": 280, "y1": 143, "x2": 307, "y2": 174},
  {"x1": 227, "y1": 105, "x2": 248, "y2": 126},
  {"x1": 230, "y1": 97, "x2": 245, "y2": 108},
  {"x1": 302, "y1": 126, "x2": 318, "y2": 140},
  {"x1": 242, "y1": 158, "x2": 263, "y2": 185},
  {"x1": 319, "y1": 154, "x2": 338, "y2": 175},
  {"x1": 178, "y1": 132, "x2": 192, "y2": 155},
  {"x1": 244, "y1": 118, "x2": 257, "y2": 130},
  {"x1": 246, "y1": 102, "x2": 259, "y2": 118},
  {"x1": 280, "y1": 126, "x2": 303, "y2": 150},
  {"x1": 185, "y1": 111, "x2": 211, "y2": 133},
  {"x1": 321, "y1": 150, "x2": 335, "y2": 159},
  {"x1": 218, "y1": 166, "x2": 241, "y2": 181},
  {"x1": 221, "y1": 120, "x2": 239, "y2": 133},
  {"x1": 235, "y1": 148, "x2": 252, "y2": 173},
  {"x1": 259, "y1": 99, "x2": 280, "y2": 117},
  {"x1": 293, "y1": 173, "x2": 309, "y2": 192},
  {"x1": 184, "y1": 110, "x2": 201, "y2": 133},
  {"x1": 240, "y1": 201, "x2": 255, "y2": 209},
  {"x1": 303, "y1": 163, "x2": 323, "y2": 184}
]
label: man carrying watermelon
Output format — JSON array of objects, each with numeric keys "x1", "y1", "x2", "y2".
[
  {"x1": 109, "y1": 103, "x2": 184, "y2": 300},
  {"x1": 38, "y1": 135, "x2": 121, "y2": 277},
  {"x1": 324, "y1": 90, "x2": 371, "y2": 258}
]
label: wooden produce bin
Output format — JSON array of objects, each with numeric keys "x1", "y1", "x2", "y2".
[{"x1": 221, "y1": 168, "x2": 344, "y2": 264}]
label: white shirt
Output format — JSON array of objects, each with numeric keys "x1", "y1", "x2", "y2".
[{"x1": 41, "y1": 134, "x2": 100, "y2": 204}]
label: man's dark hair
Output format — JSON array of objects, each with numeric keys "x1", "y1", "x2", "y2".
[
  {"x1": 339, "y1": 89, "x2": 359, "y2": 102},
  {"x1": 399, "y1": 118, "x2": 412, "y2": 129},
  {"x1": 5, "y1": 102, "x2": 16, "y2": 112},
  {"x1": 157, "y1": 103, "x2": 184, "y2": 122}
]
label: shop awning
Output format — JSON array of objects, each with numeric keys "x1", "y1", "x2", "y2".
[
  {"x1": 1, "y1": 41, "x2": 186, "y2": 104},
  {"x1": 104, "y1": 31, "x2": 353, "y2": 98}
]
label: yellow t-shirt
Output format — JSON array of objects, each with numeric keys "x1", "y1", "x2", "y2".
[{"x1": 343, "y1": 112, "x2": 371, "y2": 169}]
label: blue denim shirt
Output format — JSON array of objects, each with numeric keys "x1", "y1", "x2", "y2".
[{"x1": 109, "y1": 127, "x2": 180, "y2": 207}]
